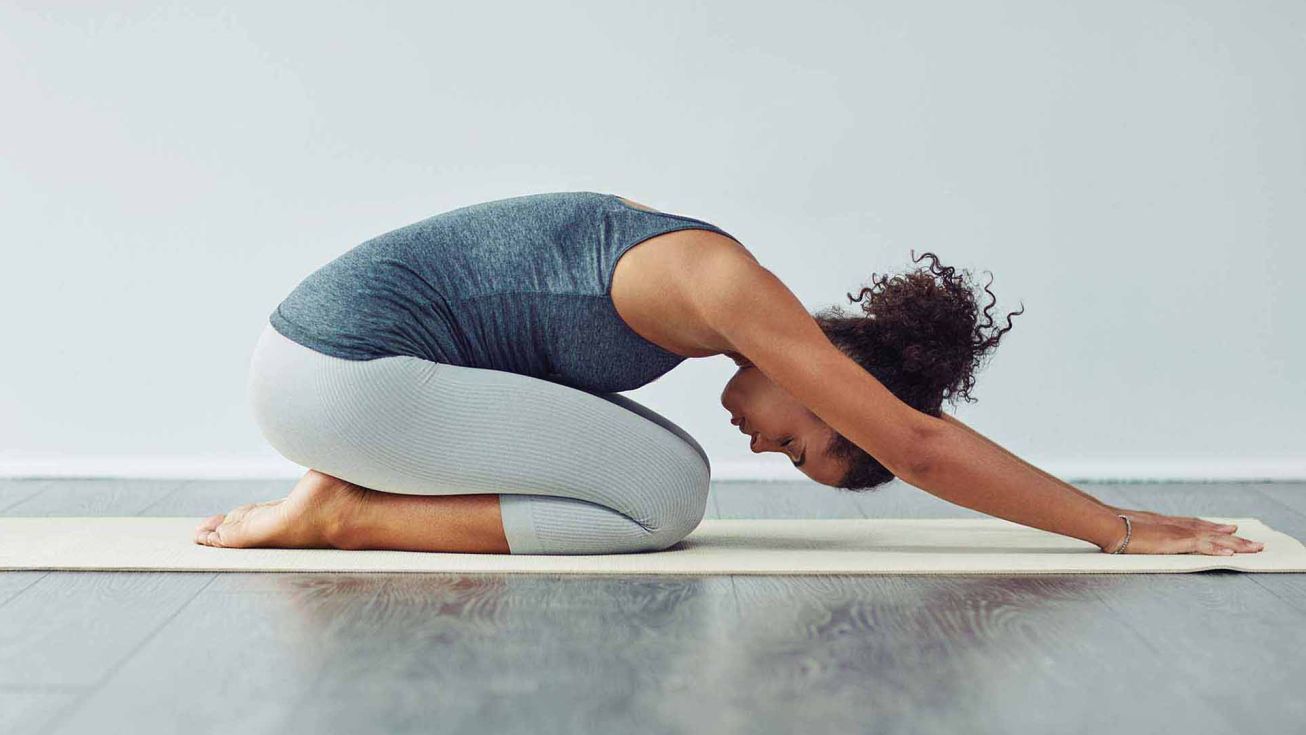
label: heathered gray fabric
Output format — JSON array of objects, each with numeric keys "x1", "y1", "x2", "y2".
[
  {"x1": 268, "y1": 191, "x2": 739, "y2": 394},
  {"x1": 247, "y1": 323, "x2": 710, "y2": 554}
]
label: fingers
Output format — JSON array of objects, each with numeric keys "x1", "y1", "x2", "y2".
[
  {"x1": 1121, "y1": 520, "x2": 1266, "y2": 555},
  {"x1": 1125, "y1": 510, "x2": 1237, "y2": 535},
  {"x1": 1189, "y1": 517, "x2": 1237, "y2": 534},
  {"x1": 1195, "y1": 533, "x2": 1265, "y2": 556},
  {"x1": 1160, "y1": 514, "x2": 1236, "y2": 534},
  {"x1": 1218, "y1": 534, "x2": 1265, "y2": 554}
]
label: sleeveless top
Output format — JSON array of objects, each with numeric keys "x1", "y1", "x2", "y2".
[{"x1": 267, "y1": 191, "x2": 742, "y2": 394}]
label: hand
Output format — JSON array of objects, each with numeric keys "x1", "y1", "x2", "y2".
[
  {"x1": 1102, "y1": 517, "x2": 1265, "y2": 555},
  {"x1": 1108, "y1": 506, "x2": 1239, "y2": 534}
]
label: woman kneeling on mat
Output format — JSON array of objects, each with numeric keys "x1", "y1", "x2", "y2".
[{"x1": 195, "y1": 192, "x2": 1264, "y2": 557}]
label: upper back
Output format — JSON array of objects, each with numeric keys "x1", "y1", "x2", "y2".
[{"x1": 269, "y1": 191, "x2": 742, "y2": 393}]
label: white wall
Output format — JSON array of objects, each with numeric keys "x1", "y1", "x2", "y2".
[{"x1": 2, "y1": 1, "x2": 1302, "y2": 481}]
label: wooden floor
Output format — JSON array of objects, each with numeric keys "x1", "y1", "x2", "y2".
[{"x1": 1, "y1": 479, "x2": 1303, "y2": 734}]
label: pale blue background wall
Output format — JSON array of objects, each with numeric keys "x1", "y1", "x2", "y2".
[{"x1": 1, "y1": 1, "x2": 1302, "y2": 479}]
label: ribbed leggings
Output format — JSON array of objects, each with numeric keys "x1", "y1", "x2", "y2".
[{"x1": 246, "y1": 322, "x2": 711, "y2": 554}]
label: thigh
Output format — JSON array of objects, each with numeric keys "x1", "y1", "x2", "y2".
[
  {"x1": 590, "y1": 392, "x2": 709, "y2": 472},
  {"x1": 247, "y1": 323, "x2": 710, "y2": 532}
]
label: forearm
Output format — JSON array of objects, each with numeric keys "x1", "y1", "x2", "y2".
[
  {"x1": 910, "y1": 418, "x2": 1125, "y2": 551},
  {"x1": 938, "y1": 413, "x2": 1119, "y2": 512}
]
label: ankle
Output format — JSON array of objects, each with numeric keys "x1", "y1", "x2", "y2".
[{"x1": 304, "y1": 474, "x2": 371, "y2": 550}]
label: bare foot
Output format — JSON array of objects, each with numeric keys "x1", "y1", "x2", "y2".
[{"x1": 193, "y1": 469, "x2": 369, "y2": 549}]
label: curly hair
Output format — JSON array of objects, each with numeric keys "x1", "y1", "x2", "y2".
[{"x1": 814, "y1": 250, "x2": 1024, "y2": 491}]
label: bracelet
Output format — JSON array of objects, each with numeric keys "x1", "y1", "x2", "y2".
[{"x1": 1110, "y1": 514, "x2": 1132, "y2": 554}]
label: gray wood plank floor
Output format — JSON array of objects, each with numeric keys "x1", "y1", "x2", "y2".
[{"x1": 0, "y1": 478, "x2": 1303, "y2": 735}]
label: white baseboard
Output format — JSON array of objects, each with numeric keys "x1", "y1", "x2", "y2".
[
  {"x1": 0, "y1": 456, "x2": 308, "y2": 480},
  {"x1": 0, "y1": 455, "x2": 1302, "y2": 482}
]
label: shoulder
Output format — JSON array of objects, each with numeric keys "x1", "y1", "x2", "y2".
[
  {"x1": 609, "y1": 226, "x2": 767, "y2": 358},
  {"x1": 685, "y1": 246, "x2": 800, "y2": 347},
  {"x1": 616, "y1": 223, "x2": 760, "y2": 300},
  {"x1": 655, "y1": 228, "x2": 771, "y2": 339}
]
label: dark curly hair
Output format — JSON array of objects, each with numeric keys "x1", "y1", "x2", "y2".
[{"x1": 814, "y1": 250, "x2": 1024, "y2": 491}]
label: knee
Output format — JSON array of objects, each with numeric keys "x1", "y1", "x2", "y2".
[{"x1": 639, "y1": 457, "x2": 710, "y2": 551}]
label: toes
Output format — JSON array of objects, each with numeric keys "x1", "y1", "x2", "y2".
[
  {"x1": 208, "y1": 500, "x2": 287, "y2": 548},
  {"x1": 194, "y1": 509, "x2": 254, "y2": 548},
  {"x1": 189, "y1": 497, "x2": 312, "y2": 549},
  {"x1": 209, "y1": 517, "x2": 244, "y2": 548},
  {"x1": 194, "y1": 514, "x2": 226, "y2": 545}
]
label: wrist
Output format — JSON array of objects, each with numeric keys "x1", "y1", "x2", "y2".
[
  {"x1": 1099, "y1": 515, "x2": 1131, "y2": 553},
  {"x1": 1092, "y1": 509, "x2": 1129, "y2": 552}
]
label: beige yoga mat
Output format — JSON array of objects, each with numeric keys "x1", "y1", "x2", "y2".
[{"x1": 1, "y1": 516, "x2": 1303, "y2": 575}]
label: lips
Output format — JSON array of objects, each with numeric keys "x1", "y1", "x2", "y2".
[
  {"x1": 731, "y1": 414, "x2": 758, "y2": 446},
  {"x1": 742, "y1": 420, "x2": 759, "y2": 447}
]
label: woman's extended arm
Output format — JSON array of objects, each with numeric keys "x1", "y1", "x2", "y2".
[
  {"x1": 692, "y1": 252, "x2": 1126, "y2": 551},
  {"x1": 936, "y1": 413, "x2": 1243, "y2": 536},
  {"x1": 917, "y1": 412, "x2": 1127, "y2": 550},
  {"x1": 689, "y1": 246, "x2": 1261, "y2": 554}
]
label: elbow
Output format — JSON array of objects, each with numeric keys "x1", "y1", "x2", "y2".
[
  {"x1": 892, "y1": 423, "x2": 942, "y2": 485},
  {"x1": 896, "y1": 453, "x2": 935, "y2": 487}
]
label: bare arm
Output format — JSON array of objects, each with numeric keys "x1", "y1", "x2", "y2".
[
  {"x1": 911, "y1": 417, "x2": 1126, "y2": 550},
  {"x1": 934, "y1": 413, "x2": 1242, "y2": 537},
  {"x1": 693, "y1": 253, "x2": 1127, "y2": 551},
  {"x1": 937, "y1": 413, "x2": 1116, "y2": 511}
]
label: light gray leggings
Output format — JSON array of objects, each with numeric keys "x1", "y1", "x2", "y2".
[{"x1": 247, "y1": 322, "x2": 711, "y2": 554}]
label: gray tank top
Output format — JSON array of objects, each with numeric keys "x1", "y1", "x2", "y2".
[{"x1": 268, "y1": 191, "x2": 741, "y2": 393}]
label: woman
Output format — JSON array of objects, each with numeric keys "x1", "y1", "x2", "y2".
[{"x1": 195, "y1": 191, "x2": 1264, "y2": 557}]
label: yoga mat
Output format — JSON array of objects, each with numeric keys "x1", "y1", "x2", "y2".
[{"x1": 1, "y1": 516, "x2": 1302, "y2": 575}]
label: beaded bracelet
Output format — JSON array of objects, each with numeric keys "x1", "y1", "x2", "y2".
[{"x1": 1110, "y1": 514, "x2": 1132, "y2": 554}]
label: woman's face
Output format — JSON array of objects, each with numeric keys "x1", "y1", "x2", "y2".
[{"x1": 719, "y1": 353, "x2": 847, "y2": 486}]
